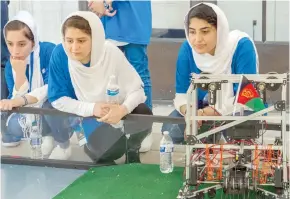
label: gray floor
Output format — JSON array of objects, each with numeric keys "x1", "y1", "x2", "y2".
[
  {"x1": 1, "y1": 103, "x2": 289, "y2": 199},
  {"x1": 1, "y1": 164, "x2": 85, "y2": 199}
]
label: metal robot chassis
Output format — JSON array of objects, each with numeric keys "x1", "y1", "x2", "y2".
[{"x1": 177, "y1": 73, "x2": 289, "y2": 199}]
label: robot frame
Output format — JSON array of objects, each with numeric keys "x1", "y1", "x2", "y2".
[{"x1": 177, "y1": 73, "x2": 289, "y2": 199}]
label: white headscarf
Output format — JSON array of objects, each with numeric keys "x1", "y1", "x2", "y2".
[
  {"x1": 4, "y1": 11, "x2": 44, "y2": 135},
  {"x1": 61, "y1": 11, "x2": 144, "y2": 104},
  {"x1": 184, "y1": 3, "x2": 259, "y2": 115},
  {"x1": 4, "y1": 11, "x2": 43, "y2": 93}
]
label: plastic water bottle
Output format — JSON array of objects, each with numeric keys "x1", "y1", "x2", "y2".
[
  {"x1": 106, "y1": 75, "x2": 120, "y2": 104},
  {"x1": 106, "y1": 75, "x2": 124, "y2": 131},
  {"x1": 160, "y1": 131, "x2": 174, "y2": 173},
  {"x1": 30, "y1": 119, "x2": 42, "y2": 159}
]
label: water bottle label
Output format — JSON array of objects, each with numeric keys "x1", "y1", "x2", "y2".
[
  {"x1": 160, "y1": 145, "x2": 174, "y2": 153},
  {"x1": 107, "y1": 89, "x2": 119, "y2": 96},
  {"x1": 30, "y1": 138, "x2": 41, "y2": 145}
]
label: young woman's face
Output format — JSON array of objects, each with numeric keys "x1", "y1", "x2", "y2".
[
  {"x1": 188, "y1": 17, "x2": 217, "y2": 55},
  {"x1": 64, "y1": 27, "x2": 92, "y2": 64},
  {"x1": 5, "y1": 28, "x2": 34, "y2": 60}
]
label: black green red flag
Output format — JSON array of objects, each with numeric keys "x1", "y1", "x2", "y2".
[{"x1": 234, "y1": 75, "x2": 265, "y2": 112}]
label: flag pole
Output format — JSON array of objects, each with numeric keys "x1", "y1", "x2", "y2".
[{"x1": 232, "y1": 75, "x2": 243, "y2": 116}]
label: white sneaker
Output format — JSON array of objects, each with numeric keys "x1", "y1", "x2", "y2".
[
  {"x1": 114, "y1": 153, "x2": 126, "y2": 164},
  {"x1": 2, "y1": 141, "x2": 20, "y2": 147},
  {"x1": 139, "y1": 132, "x2": 153, "y2": 153},
  {"x1": 49, "y1": 145, "x2": 72, "y2": 160},
  {"x1": 42, "y1": 136, "x2": 55, "y2": 158}
]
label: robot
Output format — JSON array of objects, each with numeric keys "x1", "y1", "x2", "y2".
[{"x1": 177, "y1": 73, "x2": 289, "y2": 199}]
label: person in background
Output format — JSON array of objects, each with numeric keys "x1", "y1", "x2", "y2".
[
  {"x1": 88, "y1": 0, "x2": 153, "y2": 152},
  {"x1": 1, "y1": 0, "x2": 10, "y2": 99},
  {"x1": 0, "y1": 11, "x2": 60, "y2": 160},
  {"x1": 47, "y1": 11, "x2": 153, "y2": 163},
  {"x1": 161, "y1": 3, "x2": 258, "y2": 144}
]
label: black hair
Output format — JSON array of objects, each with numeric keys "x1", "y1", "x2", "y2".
[
  {"x1": 188, "y1": 3, "x2": 217, "y2": 28},
  {"x1": 62, "y1": 15, "x2": 92, "y2": 36},
  {"x1": 5, "y1": 20, "x2": 34, "y2": 42}
]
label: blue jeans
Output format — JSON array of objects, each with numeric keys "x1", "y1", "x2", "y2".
[
  {"x1": 42, "y1": 102, "x2": 73, "y2": 145},
  {"x1": 119, "y1": 44, "x2": 152, "y2": 109},
  {"x1": 1, "y1": 101, "x2": 73, "y2": 145},
  {"x1": 161, "y1": 109, "x2": 225, "y2": 144},
  {"x1": 161, "y1": 110, "x2": 186, "y2": 144},
  {"x1": 161, "y1": 109, "x2": 254, "y2": 144},
  {"x1": 1, "y1": 111, "x2": 51, "y2": 144}
]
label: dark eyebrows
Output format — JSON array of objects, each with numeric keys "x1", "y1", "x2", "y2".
[
  {"x1": 6, "y1": 40, "x2": 27, "y2": 43},
  {"x1": 189, "y1": 26, "x2": 211, "y2": 31},
  {"x1": 65, "y1": 37, "x2": 87, "y2": 40}
]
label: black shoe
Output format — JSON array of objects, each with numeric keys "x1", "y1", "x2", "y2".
[
  {"x1": 96, "y1": 158, "x2": 116, "y2": 165},
  {"x1": 84, "y1": 145, "x2": 115, "y2": 165},
  {"x1": 125, "y1": 150, "x2": 140, "y2": 163}
]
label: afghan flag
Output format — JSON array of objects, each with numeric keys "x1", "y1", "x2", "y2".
[{"x1": 234, "y1": 75, "x2": 265, "y2": 112}]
